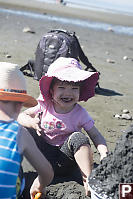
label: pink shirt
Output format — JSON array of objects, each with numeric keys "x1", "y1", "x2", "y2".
[{"x1": 33, "y1": 97, "x2": 94, "y2": 146}]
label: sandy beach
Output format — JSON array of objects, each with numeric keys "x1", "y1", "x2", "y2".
[{"x1": 0, "y1": 0, "x2": 133, "y2": 166}]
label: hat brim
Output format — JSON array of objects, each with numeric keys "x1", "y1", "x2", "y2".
[
  {"x1": 0, "y1": 91, "x2": 37, "y2": 107},
  {"x1": 39, "y1": 70, "x2": 99, "y2": 102}
]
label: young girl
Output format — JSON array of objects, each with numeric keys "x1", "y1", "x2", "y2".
[{"x1": 18, "y1": 57, "x2": 108, "y2": 196}]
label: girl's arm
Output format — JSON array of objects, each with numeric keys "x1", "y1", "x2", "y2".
[{"x1": 86, "y1": 126, "x2": 108, "y2": 160}]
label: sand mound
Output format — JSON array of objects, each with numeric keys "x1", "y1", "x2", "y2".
[{"x1": 88, "y1": 124, "x2": 133, "y2": 199}]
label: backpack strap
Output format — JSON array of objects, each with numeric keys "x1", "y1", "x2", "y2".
[
  {"x1": 48, "y1": 29, "x2": 75, "y2": 37},
  {"x1": 20, "y1": 60, "x2": 35, "y2": 77}
]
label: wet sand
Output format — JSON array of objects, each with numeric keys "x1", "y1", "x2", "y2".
[
  {"x1": 0, "y1": 0, "x2": 133, "y2": 26},
  {"x1": 0, "y1": 0, "x2": 133, "y2": 166}
]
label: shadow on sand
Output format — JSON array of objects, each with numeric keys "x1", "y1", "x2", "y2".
[{"x1": 95, "y1": 87, "x2": 123, "y2": 96}]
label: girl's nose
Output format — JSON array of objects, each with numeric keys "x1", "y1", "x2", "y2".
[{"x1": 64, "y1": 87, "x2": 72, "y2": 94}]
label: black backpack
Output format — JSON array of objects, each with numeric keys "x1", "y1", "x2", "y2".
[{"x1": 20, "y1": 29, "x2": 99, "y2": 82}]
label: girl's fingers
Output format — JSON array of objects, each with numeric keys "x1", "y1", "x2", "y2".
[{"x1": 36, "y1": 130, "x2": 41, "y2": 136}]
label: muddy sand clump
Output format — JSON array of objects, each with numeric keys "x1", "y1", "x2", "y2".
[
  {"x1": 22, "y1": 169, "x2": 90, "y2": 199},
  {"x1": 88, "y1": 124, "x2": 133, "y2": 199}
]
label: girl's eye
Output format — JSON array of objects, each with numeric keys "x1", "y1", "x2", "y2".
[
  {"x1": 72, "y1": 87, "x2": 79, "y2": 90},
  {"x1": 58, "y1": 86, "x2": 64, "y2": 89}
]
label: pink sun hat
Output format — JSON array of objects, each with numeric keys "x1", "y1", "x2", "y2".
[{"x1": 39, "y1": 57, "x2": 99, "y2": 102}]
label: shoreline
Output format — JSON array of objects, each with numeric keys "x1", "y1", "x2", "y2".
[
  {"x1": 0, "y1": 0, "x2": 133, "y2": 27},
  {"x1": 1, "y1": 7, "x2": 133, "y2": 36}
]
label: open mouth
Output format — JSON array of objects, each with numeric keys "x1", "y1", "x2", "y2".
[{"x1": 61, "y1": 97, "x2": 73, "y2": 103}]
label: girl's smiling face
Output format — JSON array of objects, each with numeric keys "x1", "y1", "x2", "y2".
[{"x1": 50, "y1": 79, "x2": 80, "y2": 114}]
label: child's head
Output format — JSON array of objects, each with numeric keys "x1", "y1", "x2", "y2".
[
  {"x1": 0, "y1": 62, "x2": 37, "y2": 108},
  {"x1": 50, "y1": 78, "x2": 81, "y2": 112},
  {"x1": 39, "y1": 57, "x2": 99, "y2": 102}
]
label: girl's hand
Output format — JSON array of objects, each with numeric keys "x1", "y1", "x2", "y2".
[
  {"x1": 100, "y1": 152, "x2": 108, "y2": 161},
  {"x1": 83, "y1": 180, "x2": 91, "y2": 196},
  {"x1": 30, "y1": 112, "x2": 43, "y2": 136},
  {"x1": 34, "y1": 113, "x2": 42, "y2": 136}
]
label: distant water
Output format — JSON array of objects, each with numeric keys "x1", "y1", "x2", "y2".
[
  {"x1": 0, "y1": 0, "x2": 133, "y2": 36},
  {"x1": 37, "y1": 0, "x2": 133, "y2": 16}
]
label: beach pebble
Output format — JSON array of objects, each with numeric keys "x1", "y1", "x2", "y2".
[
  {"x1": 105, "y1": 51, "x2": 109, "y2": 55},
  {"x1": 121, "y1": 114, "x2": 132, "y2": 120},
  {"x1": 108, "y1": 27, "x2": 114, "y2": 32},
  {"x1": 106, "y1": 59, "x2": 115, "y2": 63},
  {"x1": 122, "y1": 109, "x2": 129, "y2": 114},
  {"x1": 123, "y1": 56, "x2": 128, "y2": 60},
  {"x1": 23, "y1": 27, "x2": 35, "y2": 34},
  {"x1": 5, "y1": 54, "x2": 11, "y2": 58},
  {"x1": 114, "y1": 114, "x2": 121, "y2": 119}
]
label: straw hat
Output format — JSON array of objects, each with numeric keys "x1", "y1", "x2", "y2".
[
  {"x1": 39, "y1": 57, "x2": 99, "y2": 102},
  {"x1": 0, "y1": 62, "x2": 37, "y2": 107}
]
